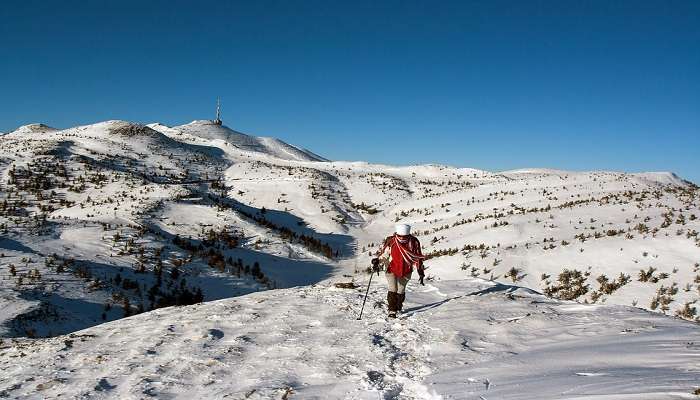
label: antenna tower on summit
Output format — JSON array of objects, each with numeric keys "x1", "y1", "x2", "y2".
[{"x1": 213, "y1": 98, "x2": 222, "y2": 125}]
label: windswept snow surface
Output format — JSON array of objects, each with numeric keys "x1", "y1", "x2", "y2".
[{"x1": 1, "y1": 276, "x2": 698, "y2": 399}]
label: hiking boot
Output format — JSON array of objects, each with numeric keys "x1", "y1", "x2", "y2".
[
  {"x1": 397, "y1": 293, "x2": 405, "y2": 313},
  {"x1": 387, "y1": 291, "x2": 398, "y2": 316}
]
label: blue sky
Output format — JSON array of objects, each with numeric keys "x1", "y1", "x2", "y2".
[{"x1": 1, "y1": 1, "x2": 698, "y2": 182}]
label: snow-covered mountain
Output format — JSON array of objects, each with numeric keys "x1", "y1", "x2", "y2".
[
  {"x1": 148, "y1": 120, "x2": 327, "y2": 162},
  {"x1": 4, "y1": 123, "x2": 58, "y2": 137},
  {"x1": 0, "y1": 119, "x2": 699, "y2": 399}
]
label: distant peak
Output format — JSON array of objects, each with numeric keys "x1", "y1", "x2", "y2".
[
  {"x1": 106, "y1": 121, "x2": 160, "y2": 137},
  {"x1": 9, "y1": 123, "x2": 58, "y2": 135},
  {"x1": 186, "y1": 119, "x2": 225, "y2": 126}
]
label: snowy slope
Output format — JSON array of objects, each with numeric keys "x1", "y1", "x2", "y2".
[
  {"x1": 1, "y1": 277, "x2": 698, "y2": 399},
  {"x1": 222, "y1": 159, "x2": 700, "y2": 319},
  {"x1": 149, "y1": 120, "x2": 327, "y2": 162},
  {"x1": 0, "y1": 120, "x2": 335, "y2": 337},
  {"x1": 5, "y1": 123, "x2": 58, "y2": 137}
]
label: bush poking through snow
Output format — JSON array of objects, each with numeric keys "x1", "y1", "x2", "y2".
[
  {"x1": 675, "y1": 302, "x2": 697, "y2": 321},
  {"x1": 650, "y1": 284, "x2": 678, "y2": 313},
  {"x1": 543, "y1": 269, "x2": 590, "y2": 301},
  {"x1": 638, "y1": 267, "x2": 657, "y2": 282},
  {"x1": 504, "y1": 267, "x2": 523, "y2": 283},
  {"x1": 598, "y1": 273, "x2": 631, "y2": 295}
]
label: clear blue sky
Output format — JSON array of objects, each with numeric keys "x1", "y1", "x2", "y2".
[{"x1": 1, "y1": 1, "x2": 698, "y2": 182}]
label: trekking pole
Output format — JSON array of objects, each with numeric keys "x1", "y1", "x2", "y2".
[{"x1": 357, "y1": 270, "x2": 375, "y2": 320}]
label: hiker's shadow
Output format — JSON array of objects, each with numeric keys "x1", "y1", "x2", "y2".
[
  {"x1": 404, "y1": 281, "x2": 537, "y2": 315},
  {"x1": 404, "y1": 298, "x2": 456, "y2": 315},
  {"x1": 466, "y1": 281, "x2": 530, "y2": 296}
]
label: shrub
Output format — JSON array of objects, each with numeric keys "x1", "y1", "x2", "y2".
[
  {"x1": 544, "y1": 269, "x2": 589, "y2": 300},
  {"x1": 638, "y1": 267, "x2": 656, "y2": 282},
  {"x1": 504, "y1": 267, "x2": 523, "y2": 283},
  {"x1": 675, "y1": 302, "x2": 697, "y2": 320},
  {"x1": 596, "y1": 273, "x2": 630, "y2": 295},
  {"x1": 650, "y1": 284, "x2": 677, "y2": 313}
]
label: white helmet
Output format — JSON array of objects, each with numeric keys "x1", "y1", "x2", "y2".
[{"x1": 395, "y1": 224, "x2": 411, "y2": 236}]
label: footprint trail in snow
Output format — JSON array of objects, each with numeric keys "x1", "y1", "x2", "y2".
[{"x1": 1, "y1": 277, "x2": 698, "y2": 399}]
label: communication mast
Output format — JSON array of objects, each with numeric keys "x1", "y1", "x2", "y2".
[{"x1": 213, "y1": 98, "x2": 222, "y2": 125}]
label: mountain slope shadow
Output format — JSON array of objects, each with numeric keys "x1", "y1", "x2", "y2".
[
  {"x1": 0, "y1": 237, "x2": 37, "y2": 254},
  {"x1": 185, "y1": 194, "x2": 356, "y2": 258}
]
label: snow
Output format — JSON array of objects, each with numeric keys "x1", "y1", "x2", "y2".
[
  {"x1": 149, "y1": 120, "x2": 327, "y2": 162},
  {"x1": 631, "y1": 172, "x2": 687, "y2": 186},
  {"x1": 1, "y1": 277, "x2": 698, "y2": 399},
  {"x1": 0, "y1": 118, "x2": 699, "y2": 398},
  {"x1": 5, "y1": 123, "x2": 58, "y2": 137}
]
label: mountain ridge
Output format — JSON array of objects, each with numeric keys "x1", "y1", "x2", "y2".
[{"x1": 3, "y1": 120, "x2": 694, "y2": 184}]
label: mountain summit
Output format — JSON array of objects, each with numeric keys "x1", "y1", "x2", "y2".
[{"x1": 149, "y1": 120, "x2": 327, "y2": 162}]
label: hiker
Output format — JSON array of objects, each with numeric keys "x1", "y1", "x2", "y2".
[{"x1": 371, "y1": 224, "x2": 425, "y2": 318}]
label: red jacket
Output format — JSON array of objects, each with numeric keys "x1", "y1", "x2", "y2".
[{"x1": 376, "y1": 234, "x2": 425, "y2": 278}]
